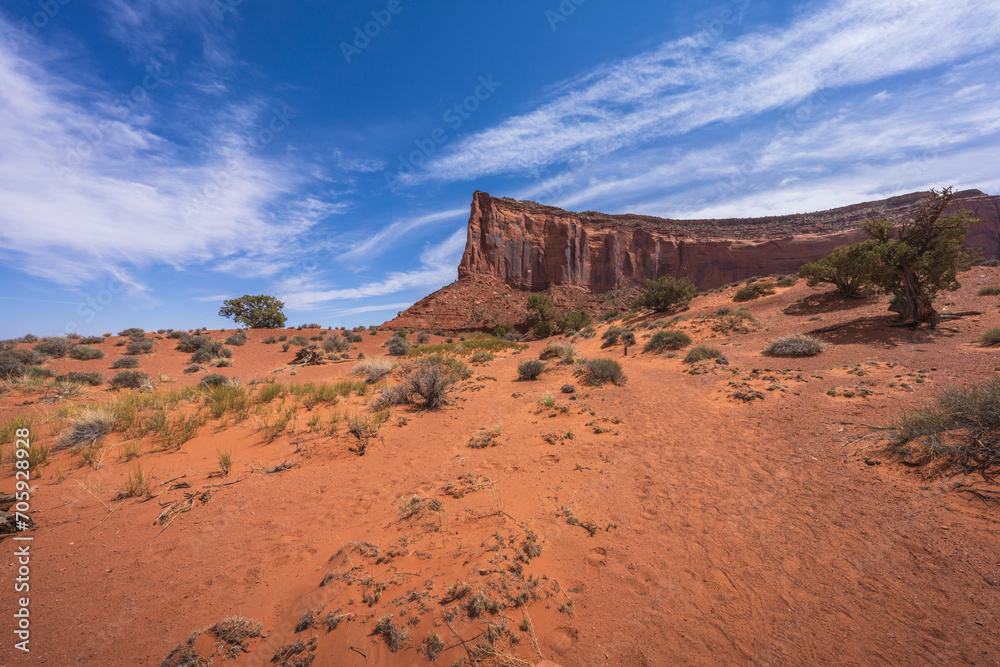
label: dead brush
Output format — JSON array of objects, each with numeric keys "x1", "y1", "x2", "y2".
[
  {"x1": 57, "y1": 406, "x2": 116, "y2": 451},
  {"x1": 372, "y1": 615, "x2": 408, "y2": 652},
  {"x1": 210, "y1": 616, "x2": 263, "y2": 657}
]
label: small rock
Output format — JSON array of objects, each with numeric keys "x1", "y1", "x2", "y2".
[{"x1": 560, "y1": 384, "x2": 576, "y2": 394}]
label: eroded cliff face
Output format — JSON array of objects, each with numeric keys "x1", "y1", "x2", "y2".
[{"x1": 459, "y1": 190, "x2": 1000, "y2": 291}]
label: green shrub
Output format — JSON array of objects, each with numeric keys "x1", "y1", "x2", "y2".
[
  {"x1": 118, "y1": 328, "x2": 145, "y2": 338},
  {"x1": 601, "y1": 326, "x2": 625, "y2": 348},
  {"x1": 644, "y1": 330, "x2": 691, "y2": 352},
  {"x1": 110, "y1": 370, "x2": 151, "y2": 390},
  {"x1": 387, "y1": 337, "x2": 410, "y2": 356},
  {"x1": 111, "y1": 356, "x2": 140, "y2": 369},
  {"x1": 56, "y1": 371, "x2": 103, "y2": 386},
  {"x1": 584, "y1": 358, "x2": 626, "y2": 385},
  {"x1": 289, "y1": 335, "x2": 309, "y2": 346},
  {"x1": 200, "y1": 374, "x2": 230, "y2": 387},
  {"x1": 776, "y1": 275, "x2": 798, "y2": 287},
  {"x1": 79, "y1": 336, "x2": 105, "y2": 345},
  {"x1": 540, "y1": 343, "x2": 577, "y2": 364},
  {"x1": 600, "y1": 309, "x2": 621, "y2": 322},
  {"x1": 469, "y1": 351, "x2": 495, "y2": 364},
  {"x1": 346, "y1": 332, "x2": 364, "y2": 344},
  {"x1": 978, "y1": 286, "x2": 1000, "y2": 296},
  {"x1": 684, "y1": 346, "x2": 725, "y2": 363},
  {"x1": 517, "y1": 360, "x2": 546, "y2": 381},
  {"x1": 532, "y1": 320, "x2": 555, "y2": 338},
  {"x1": 218, "y1": 295, "x2": 286, "y2": 328},
  {"x1": 632, "y1": 276, "x2": 696, "y2": 312},
  {"x1": 125, "y1": 339, "x2": 155, "y2": 355},
  {"x1": 263, "y1": 336, "x2": 278, "y2": 344},
  {"x1": 764, "y1": 334, "x2": 826, "y2": 357},
  {"x1": 558, "y1": 310, "x2": 592, "y2": 332},
  {"x1": 225, "y1": 331, "x2": 248, "y2": 346},
  {"x1": 34, "y1": 337, "x2": 72, "y2": 358},
  {"x1": 492, "y1": 324, "x2": 515, "y2": 338},
  {"x1": 402, "y1": 356, "x2": 469, "y2": 409},
  {"x1": 69, "y1": 344, "x2": 105, "y2": 360},
  {"x1": 167, "y1": 331, "x2": 185, "y2": 339},
  {"x1": 733, "y1": 282, "x2": 776, "y2": 302}
]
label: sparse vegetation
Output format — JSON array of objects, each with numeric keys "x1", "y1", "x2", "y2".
[
  {"x1": 402, "y1": 356, "x2": 470, "y2": 409},
  {"x1": 891, "y1": 378, "x2": 1000, "y2": 474},
  {"x1": 733, "y1": 282, "x2": 776, "y2": 302},
  {"x1": 372, "y1": 615, "x2": 408, "y2": 652},
  {"x1": 977, "y1": 286, "x2": 1000, "y2": 296},
  {"x1": 34, "y1": 337, "x2": 72, "y2": 358},
  {"x1": 117, "y1": 462, "x2": 152, "y2": 499},
  {"x1": 225, "y1": 331, "x2": 248, "y2": 346},
  {"x1": 56, "y1": 371, "x2": 103, "y2": 386},
  {"x1": 58, "y1": 407, "x2": 116, "y2": 450},
  {"x1": 764, "y1": 334, "x2": 826, "y2": 357},
  {"x1": 125, "y1": 338, "x2": 155, "y2": 355},
  {"x1": 354, "y1": 357, "x2": 396, "y2": 383}
]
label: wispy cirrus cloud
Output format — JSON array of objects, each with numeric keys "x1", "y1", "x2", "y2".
[
  {"x1": 0, "y1": 14, "x2": 339, "y2": 286},
  {"x1": 412, "y1": 0, "x2": 1000, "y2": 185}
]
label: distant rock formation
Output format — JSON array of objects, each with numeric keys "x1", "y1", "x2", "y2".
[{"x1": 388, "y1": 189, "x2": 1000, "y2": 330}]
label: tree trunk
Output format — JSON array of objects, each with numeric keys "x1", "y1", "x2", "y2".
[{"x1": 889, "y1": 273, "x2": 939, "y2": 327}]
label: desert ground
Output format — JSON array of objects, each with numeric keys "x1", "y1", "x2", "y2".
[{"x1": 2, "y1": 271, "x2": 1000, "y2": 666}]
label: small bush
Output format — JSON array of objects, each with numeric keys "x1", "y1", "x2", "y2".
[
  {"x1": 776, "y1": 275, "x2": 798, "y2": 287},
  {"x1": 402, "y1": 357, "x2": 468, "y2": 409},
  {"x1": 644, "y1": 330, "x2": 691, "y2": 353},
  {"x1": 600, "y1": 309, "x2": 621, "y2": 322},
  {"x1": 289, "y1": 335, "x2": 309, "y2": 346},
  {"x1": 517, "y1": 360, "x2": 546, "y2": 381},
  {"x1": 111, "y1": 356, "x2": 141, "y2": 369},
  {"x1": 733, "y1": 282, "x2": 776, "y2": 302},
  {"x1": 166, "y1": 331, "x2": 184, "y2": 339},
  {"x1": 977, "y1": 286, "x2": 1000, "y2": 296},
  {"x1": 200, "y1": 374, "x2": 230, "y2": 387},
  {"x1": 125, "y1": 339, "x2": 155, "y2": 355},
  {"x1": 79, "y1": 336, "x2": 105, "y2": 345},
  {"x1": 492, "y1": 324, "x2": 515, "y2": 338},
  {"x1": 19, "y1": 334, "x2": 39, "y2": 343},
  {"x1": 684, "y1": 346, "x2": 725, "y2": 363},
  {"x1": 34, "y1": 337, "x2": 72, "y2": 358},
  {"x1": 110, "y1": 370, "x2": 151, "y2": 390},
  {"x1": 978, "y1": 328, "x2": 1000, "y2": 346},
  {"x1": 56, "y1": 371, "x2": 102, "y2": 386},
  {"x1": 175, "y1": 334, "x2": 214, "y2": 353},
  {"x1": 416, "y1": 331, "x2": 430, "y2": 344},
  {"x1": 764, "y1": 334, "x2": 826, "y2": 357},
  {"x1": 118, "y1": 327, "x2": 145, "y2": 338},
  {"x1": 346, "y1": 332, "x2": 364, "y2": 344},
  {"x1": 584, "y1": 358, "x2": 626, "y2": 385},
  {"x1": 69, "y1": 344, "x2": 105, "y2": 360},
  {"x1": 58, "y1": 407, "x2": 115, "y2": 450},
  {"x1": 225, "y1": 331, "x2": 248, "y2": 346},
  {"x1": 323, "y1": 334, "x2": 350, "y2": 353},
  {"x1": 387, "y1": 337, "x2": 410, "y2": 356},
  {"x1": 263, "y1": 336, "x2": 278, "y2": 344}
]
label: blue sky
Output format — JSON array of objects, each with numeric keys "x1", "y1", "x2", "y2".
[{"x1": 1, "y1": 0, "x2": 999, "y2": 338}]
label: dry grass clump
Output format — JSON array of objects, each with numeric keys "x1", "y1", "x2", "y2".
[
  {"x1": 372, "y1": 615, "x2": 408, "y2": 652},
  {"x1": 401, "y1": 355, "x2": 470, "y2": 409},
  {"x1": 643, "y1": 329, "x2": 691, "y2": 353},
  {"x1": 977, "y1": 286, "x2": 1000, "y2": 296},
  {"x1": 539, "y1": 343, "x2": 577, "y2": 364},
  {"x1": 891, "y1": 378, "x2": 1000, "y2": 475},
  {"x1": 469, "y1": 351, "x2": 495, "y2": 364},
  {"x1": 117, "y1": 462, "x2": 153, "y2": 499},
  {"x1": 977, "y1": 328, "x2": 1000, "y2": 346},
  {"x1": 160, "y1": 637, "x2": 211, "y2": 667},
  {"x1": 683, "y1": 346, "x2": 725, "y2": 363},
  {"x1": 210, "y1": 616, "x2": 262, "y2": 655},
  {"x1": 764, "y1": 334, "x2": 826, "y2": 357},
  {"x1": 58, "y1": 406, "x2": 116, "y2": 451},
  {"x1": 354, "y1": 357, "x2": 395, "y2": 383}
]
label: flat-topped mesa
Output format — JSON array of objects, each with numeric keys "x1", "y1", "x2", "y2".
[{"x1": 459, "y1": 189, "x2": 1000, "y2": 291}]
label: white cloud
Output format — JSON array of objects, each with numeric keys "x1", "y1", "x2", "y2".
[
  {"x1": 0, "y1": 21, "x2": 334, "y2": 286},
  {"x1": 411, "y1": 0, "x2": 1000, "y2": 184},
  {"x1": 338, "y1": 208, "x2": 467, "y2": 263},
  {"x1": 279, "y1": 228, "x2": 467, "y2": 310}
]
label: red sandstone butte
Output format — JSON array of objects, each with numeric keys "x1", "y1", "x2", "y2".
[{"x1": 388, "y1": 189, "x2": 1000, "y2": 330}]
